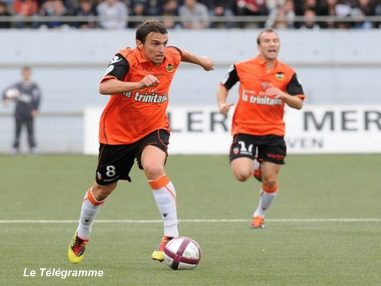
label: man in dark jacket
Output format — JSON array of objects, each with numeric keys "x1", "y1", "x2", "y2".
[{"x1": 2, "y1": 66, "x2": 42, "y2": 154}]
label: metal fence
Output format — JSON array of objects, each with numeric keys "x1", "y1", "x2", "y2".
[{"x1": 0, "y1": 15, "x2": 380, "y2": 27}]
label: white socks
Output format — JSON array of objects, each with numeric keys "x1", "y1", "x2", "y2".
[
  {"x1": 76, "y1": 176, "x2": 179, "y2": 240},
  {"x1": 77, "y1": 189, "x2": 103, "y2": 240},
  {"x1": 149, "y1": 176, "x2": 179, "y2": 238},
  {"x1": 253, "y1": 188, "x2": 278, "y2": 218}
]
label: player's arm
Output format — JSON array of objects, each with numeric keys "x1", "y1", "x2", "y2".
[
  {"x1": 179, "y1": 49, "x2": 214, "y2": 71},
  {"x1": 217, "y1": 85, "x2": 231, "y2": 115},
  {"x1": 99, "y1": 54, "x2": 158, "y2": 95},
  {"x1": 99, "y1": 77, "x2": 158, "y2": 95},
  {"x1": 265, "y1": 73, "x2": 305, "y2": 110},
  {"x1": 217, "y1": 64, "x2": 239, "y2": 115}
]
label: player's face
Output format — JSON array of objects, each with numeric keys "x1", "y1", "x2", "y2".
[
  {"x1": 139, "y1": 32, "x2": 168, "y2": 65},
  {"x1": 22, "y1": 68, "x2": 31, "y2": 81},
  {"x1": 258, "y1": 32, "x2": 280, "y2": 61}
]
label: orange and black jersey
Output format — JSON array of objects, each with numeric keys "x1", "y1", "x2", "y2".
[
  {"x1": 221, "y1": 56, "x2": 305, "y2": 137},
  {"x1": 99, "y1": 46, "x2": 182, "y2": 145}
]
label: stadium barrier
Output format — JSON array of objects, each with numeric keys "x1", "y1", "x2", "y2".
[
  {"x1": 0, "y1": 15, "x2": 381, "y2": 27},
  {"x1": 84, "y1": 105, "x2": 381, "y2": 155}
]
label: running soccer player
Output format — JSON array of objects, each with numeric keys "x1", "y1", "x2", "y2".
[
  {"x1": 67, "y1": 19, "x2": 214, "y2": 264},
  {"x1": 216, "y1": 29, "x2": 305, "y2": 228}
]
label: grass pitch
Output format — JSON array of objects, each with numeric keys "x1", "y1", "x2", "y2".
[{"x1": 0, "y1": 154, "x2": 380, "y2": 286}]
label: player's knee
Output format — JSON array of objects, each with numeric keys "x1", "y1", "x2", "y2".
[
  {"x1": 144, "y1": 163, "x2": 165, "y2": 180},
  {"x1": 233, "y1": 169, "x2": 251, "y2": 182},
  {"x1": 262, "y1": 179, "x2": 278, "y2": 193}
]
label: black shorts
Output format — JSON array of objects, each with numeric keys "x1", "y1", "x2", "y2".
[
  {"x1": 95, "y1": 129, "x2": 170, "y2": 185},
  {"x1": 229, "y1": 134, "x2": 286, "y2": 165}
]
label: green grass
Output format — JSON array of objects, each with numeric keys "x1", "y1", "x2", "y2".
[{"x1": 0, "y1": 154, "x2": 380, "y2": 286}]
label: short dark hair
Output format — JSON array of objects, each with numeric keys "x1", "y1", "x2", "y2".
[
  {"x1": 256, "y1": 29, "x2": 278, "y2": 45},
  {"x1": 136, "y1": 19, "x2": 168, "y2": 44}
]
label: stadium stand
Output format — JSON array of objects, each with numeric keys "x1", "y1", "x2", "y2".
[{"x1": 0, "y1": 0, "x2": 380, "y2": 29}]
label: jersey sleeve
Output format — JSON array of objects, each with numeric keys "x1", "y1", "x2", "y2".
[
  {"x1": 31, "y1": 84, "x2": 42, "y2": 110},
  {"x1": 101, "y1": 53, "x2": 130, "y2": 83},
  {"x1": 286, "y1": 73, "x2": 305, "y2": 99},
  {"x1": 166, "y1": 46, "x2": 182, "y2": 66},
  {"x1": 221, "y1": 64, "x2": 239, "y2": 90}
]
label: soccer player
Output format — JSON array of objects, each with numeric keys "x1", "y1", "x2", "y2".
[
  {"x1": 216, "y1": 29, "x2": 305, "y2": 228},
  {"x1": 67, "y1": 19, "x2": 214, "y2": 264}
]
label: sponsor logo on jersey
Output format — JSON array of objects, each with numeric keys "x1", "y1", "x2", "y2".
[
  {"x1": 267, "y1": 153, "x2": 285, "y2": 160},
  {"x1": 125, "y1": 91, "x2": 169, "y2": 103},
  {"x1": 242, "y1": 89, "x2": 282, "y2": 106}
]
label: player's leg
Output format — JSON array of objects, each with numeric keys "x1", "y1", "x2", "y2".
[
  {"x1": 138, "y1": 130, "x2": 178, "y2": 262},
  {"x1": 251, "y1": 162, "x2": 281, "y2": 228},
  {"x1": 68, "y1": 182, "x2": 117, "y2": 264},
  {"x1": 230, "y1": 157, "x2": 254, "y2": 181},
  {"x1": 229, "y1": 134, "x2": 256, "y2": 182},
  {"x1": 26, "y1": 117, "x2": 36, "y2": 153},
  {"x1": 251, "y1": 138, "x2": 286, "y2": 228},
  {"x1": 13, "y1": 117, "x2": 22, "y2": 153},
  {"x1": 68, "y1": 144, "x2": 134, "y2": 263}
]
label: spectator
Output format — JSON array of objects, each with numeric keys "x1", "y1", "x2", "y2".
[
  {"x1": 145, "y1": 0, "x2": 164, "y2": 16},
  {"x1": 73, "y1": 0, "x2": 97, "y2": 29},
  {"x1": 96, "y1": 0, "x2": 128, "y2": 29},
  {"x1": 13, "y1": 0, "x2": 39, "y2": 28},
  {"x1": 375, "y1": 0, "x2": 381, "y2": 28},
  {"x1": 39, "y1": 0, "x2": 69, "y2": 29},
  {"x1": 129, "y1": 0, "x2": 148, "y2": 28},
  {"x1": 301, "y1": 8, "x2": 320, "y2": 29},
  {"x1": 63, "y1": 0, "x2": 79, "y2": 14},
  {"x1": 162, "y1": 0, "x2": 181, "y2": 29},
  {"x1": 210, "y1": 0, "x2": 236, "y2": 28},
  {"x1": 0, "y1": 2, "x2": 12, "y2": 28},
  {"x1": 320, "y1": 0, "x2": 340, "y2": 28},
  {"x1": 335, "y1": 1, "x2": 352, "y2": 27},
  {"x1": 303, "y1": 0, "x2": 321, "y2": 13},
  {"x1": 2, "y1": 66, "x2": 42, "y2": 155},
  {"x1": 235, "y1": 0, "x2": 269, "y2": 28},
  {"x1": 179, "y1": 0, "x2": 210, "y2": 29},
  {"x1": 266, "y1": 0, "x2": 295, "y2": 28},
  {"x1": 351, "y1": 0, "x2": 375, "y2": 29}
]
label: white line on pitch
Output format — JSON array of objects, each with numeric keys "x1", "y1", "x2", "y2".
[{"x1": 0, "y1": 218, "x2": 380, "y2": 224}]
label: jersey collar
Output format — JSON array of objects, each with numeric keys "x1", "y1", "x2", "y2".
[
  {"x1": 255, "y1": 55, "x2": 279, "y2": 68},
  {"x1": 135, "y1": 48, "x2": 169, "y2": 65}
]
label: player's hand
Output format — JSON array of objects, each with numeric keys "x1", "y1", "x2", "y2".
[
  {"x1": 265, "y1": 87, "x2": 286, "y2": 99},
  {"x1": 218, "y1": 102, "x2": 233, "y2": 115},
  {"x1": 2, "y1": 99, "x2": 9, "y2": 108},
  {"x1": 201, "y1": 56, "x2": 214, "y2": 71},
  {"x1": 139, "y1": 75, "x2": 159, "y2": 88}
]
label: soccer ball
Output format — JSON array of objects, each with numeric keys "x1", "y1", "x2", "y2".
[
  {"x1": 164, "y1": 236, "x2": 201, "y2": 270},
  {"x1": 4, "y1": 88, "x2": 20, "y2": 99}
]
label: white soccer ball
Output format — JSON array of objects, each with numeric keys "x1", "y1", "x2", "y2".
[
  {"x1": 5, "y1": 88, "x2": 20, "y2": 99},
  {"x1": 164, "y1": 236, "x2": 201, "y2": 270}
]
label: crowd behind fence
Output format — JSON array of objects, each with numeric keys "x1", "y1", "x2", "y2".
[{"x1": 0, "y1": 0, "x2": 381, "y2": 30}]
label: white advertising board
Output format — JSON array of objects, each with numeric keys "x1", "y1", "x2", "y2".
[{"x1": 84, "y1": 105, "x2": 381, "y2": 155}]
